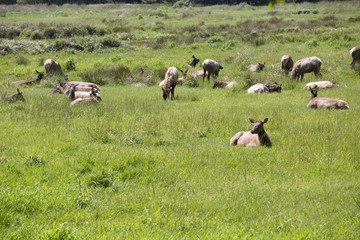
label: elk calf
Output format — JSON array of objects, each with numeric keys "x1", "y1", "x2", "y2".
[
  {"x1": 12, "y1": 70, "x2": 44, "y2": 87},
  {"x1": 1, "y1": 88, "x2": 25, "y2": 103},
  {"x1": 230, "y1": 118, "x2": 272, "y2": 147},
  {"x1": 248, "y1": 62, "x2": 265, "y2": 72}
]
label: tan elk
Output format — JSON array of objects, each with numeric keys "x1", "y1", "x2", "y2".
[
  {"x1": 248, "y1": 62, "x2": 265, "y2": 72},
  {"x1": 281, "y1": 55, "x2": 293, "y2": 75},
  {"x1": 230, "y1": 118, "x2": 272, "y2": 147},
  {"x1": 307, "y1": 89, "x2": 349, "y2": 110},
  {"x1": 291, "y1": 56, "x2": 322, "y2": 81},
  {"x1": 44, "y1": 59, "x2": 63, "y2": 75}
]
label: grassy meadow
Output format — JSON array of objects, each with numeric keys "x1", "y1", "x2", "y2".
[{"x1": 0, "y1": 1, "x2": 360, "y2": 239}]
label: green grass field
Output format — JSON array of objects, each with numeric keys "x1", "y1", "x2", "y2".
[{"x1": 0, "y1": 1, "x2": 359, "y2": 239}]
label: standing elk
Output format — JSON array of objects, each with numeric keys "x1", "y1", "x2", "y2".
[
  {"x1": 350, "y1": 46, "x2": 360, "y2": 69},
  {"x1": 307, "y1": 89, "x2": 349, "y2": 110},
  {"x1": 162, "y1": 67, "x2": 178, "y2": 100},
  {"x1": 281, "y1": 55, "x2": 293, "y2": 76},
  {"x1": 44, "y1": 59, "x2": 63, "y2": 75},
  {"x1": 202, "y1": 59, "x2": 223, "y2": 84},
  {"x1": 12, "y1": 70, "x2": 44, "y2": 87},
  {"x1": 291, "y1": 56, "x2": 322, "y2": 81},
  {"x1": 230, "y1": 118, "x2": 272, "y2": 147}
]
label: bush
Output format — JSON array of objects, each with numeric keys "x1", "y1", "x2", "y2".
[
  {"x1": 79, "y1": 64, "x2": 132, "y2": 85},
  {"x1": 43, "y1": 28, "x2": 57, "y2": 39},
  {"x1": 64, "y1": 58, "x2": 76, "y2": 71},
  {"x1": 15, "y1": 56, "x2": 29, "y2": 65},
  {"x1": 184, "y1": 77, "x2": 199, "y2": 88},
  {"x1": 101, "y1": 37, "x2": 121, "y2": 48},
  {"x1": 0, "y1": 45, "x2": 12, "y2": 55},
  {"x1": 30, "y1": 31, "x2": 44, "y2": 40}
]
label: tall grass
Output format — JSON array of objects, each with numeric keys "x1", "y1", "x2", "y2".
[{"x1": 0, "y1": 1, "x2": 360, "y2": 239}]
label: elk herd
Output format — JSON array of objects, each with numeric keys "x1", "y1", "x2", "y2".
[{"x1": 2, "y1": 45, "x2": 359, "y2": 148}]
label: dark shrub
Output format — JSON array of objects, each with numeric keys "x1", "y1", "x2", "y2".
[
  {"x1": 43, "y1": 28, "x2": 57, "y2": 39},
  {"x1": 30, "y1": 31, "x2": 44, "y2": 40},
  {"x1": 101, "y1": 37, "x2": 121, "y2": 48}
]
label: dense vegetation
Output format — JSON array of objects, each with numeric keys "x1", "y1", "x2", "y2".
[
  {"x1": 0, "y1": 0, "x2": 335, "y2": 6},
  {"x1": 0, "y1": 1, "x2": 359, "y2": 239}
]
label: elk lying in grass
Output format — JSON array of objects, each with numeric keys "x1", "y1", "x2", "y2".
[
  {"x1": 291, "y1": 56, "x2": 322, "y2": 81},
  {"x1": 281, "y1": 55, "x2": 293, "y2": 76},
  {"x1": 248, "y1": 62, "x2": 265, "y2": 72},
  {"x1": 44, "y1": 59, "x2": 63, "y2": 75},
  {"x1": 212, "y1": 80, "x2": 238, "y2": 89},
  {"x1": 202, "y1": 59, "x2": 223, "y2": 84},
  {"x1": 304, "y1": 81, "x2": 340, "y2": 90},
  {"x1": 247, "y1": 82, "x2": 282, "y2": 94},
  {"x1": 0, "y1": 88, "x2": 25, "y2": 103},
  {"x1": 188, "y1": 55, "x2": 200, "y2": 68},
  {"x1": 177, "y1": 69, "x2": 188, "y2": 85},
  {"x1": 12, "y1": 70, "x2": 44, "y2": 87},
  {"x1": 230, "y1": 118, "x2": 272, "y2": 147},
  {"x1": 68, "y1": 84, "x2": 102, "y2": 101},
  {"x1": 162, "y1": 67, "x2": 178, "y2": 100},
  {"x1": 350, "y1": 46, "x2": 360, "y2": 69},
  {"x1": 307, "y1": 89, "x2": 349, "y2": 110},
  {"x1": 52, "y1": 81, "x2": 100, "y2": 95}
]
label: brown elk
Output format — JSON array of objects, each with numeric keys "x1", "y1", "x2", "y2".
[
  {"x1": 230, "y1": 118, "x2": 272, "y2": 147},
  {"x1": 188, "y1": 55, "x2": 200, "y2": 68},
  {"x1": 0, "y1": 88, "x2": 25, "y2": 103},
  {"x1": 307, "y1": 89, "x2": 349, "y2": 110},
  {"x1": 12, "y1": 70, "x2": 44, "y2": 87}
]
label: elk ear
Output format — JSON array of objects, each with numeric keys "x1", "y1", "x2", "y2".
[
  {"x1": 36, "y1": 70, "x2": 39, "y2": 73},
  {"x1": 274, "y1": 82, "x2": 277, "y2": 84},
  {"x1": 263, "y1": 118, "x2": 268, "y2": 123},
  {"x1": 17, "y1": 88, "x2": 20, "y2": 93},
  {"x1": 162, "y1": 88, "x2": 165, "y2": 93},
  {"x1": 249, "y1": 118, "x2": 255, "y2": 123},
  {"x1": 180, "y1": 70, "x2": 183, "y2": 73}
]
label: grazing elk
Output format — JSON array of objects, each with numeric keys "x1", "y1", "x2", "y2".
[
  {"x1": 291, "y1": 56, "x2": 322, "y2": 81},
  {"x1": 350, "y1": 46, "x2": 360, "y2": 69},
  {"x1": 0, "y1": 88, "x2": 25, "y2": 103},
  {"x1": 188, "y1": 55, "x2": 200, "y2": 68},
  {"x1": 162, "y1": 67, "x2": 178, "y2": 100},
  {"x1": 230, "y1": 118, "x2": 272, "y2": 147},
  {"x1": 12, "y1": 70, "x2": 44, "y2": 87},
  {"x1": 307, "y1": 89, "x2": 349, "y2": 110},
  {"x1": 44, "y1": 59, "x2": 63, "y2": 75},
  {"x1": 281, "y1": 55, "x2": 293, "y2": 75},
  {"x1": 248, "y1": 62, "x2": 265, "y2": 72},
  {"x1": 202, "y1": 59, "x2": 223, "y2": 84}
]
